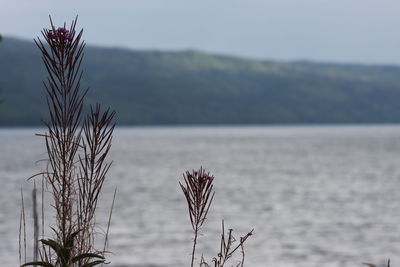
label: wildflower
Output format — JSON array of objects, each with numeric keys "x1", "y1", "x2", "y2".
[
  {"x1": 180, "y1": 167, "x2": 215, "y2": 267},
  {"x1": 181, "y1": 168, "x2": 215, "y2": 231},
  {"x1": 47, "y1": 27, "x2": 72, "y2": 42}
]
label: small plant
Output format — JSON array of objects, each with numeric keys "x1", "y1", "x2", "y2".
[
  {"x1": 180, "y1": 167, "x2": 253, "y2": 267},
  {"x1": 180, "y1": 168, "x2": 215, "y2": 267},
  {"x1": 21, "y1": 233, "x2": 105, "y2": 267},
  {"x1": 21, "y1": 16, "x2": 115, "y2": 267}
]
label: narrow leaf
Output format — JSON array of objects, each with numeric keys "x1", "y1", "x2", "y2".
[
  {"x1": 81, "y1": 260, "x2": 106, "y2": 267},
  {"x1": 21, "y1": 262, "x2": 55, "y2": 267},
  {"x1": 72, "y1": 253, "x2": 105, "y2": 263}
]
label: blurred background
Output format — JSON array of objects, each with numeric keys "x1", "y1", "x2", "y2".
[{"x1": 1, "y1": 1, "x2": 400, "y2": 267}]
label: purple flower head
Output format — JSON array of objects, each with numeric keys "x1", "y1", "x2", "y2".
[
  {"x1": 58, "y1": 27, "x2": 69, "y2": 34},
  {"x1": 47, "y1": 27, "x2": 73, "y2": 42},
  {"x1": 186, "y1": 168, "x2": 214, "y2": 185},
  {"x1": 180, "y1": 167, "x2": 215, "y2": 231}
]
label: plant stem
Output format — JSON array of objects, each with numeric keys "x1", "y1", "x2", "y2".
[
  {"x1": 32, "y1": 181, "x2": 39, "y2": 263},
  {"x1": 191, "y1": 227, "x2": 198, "y2": 267}
]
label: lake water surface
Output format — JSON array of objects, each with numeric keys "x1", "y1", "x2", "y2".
[{"x1": 1, "y1": 125, "x2": 400, "y2": 267}]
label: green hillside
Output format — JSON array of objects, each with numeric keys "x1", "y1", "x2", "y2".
[{"x1": 1, "y1": 36, "x2": 400, "y2": 126}]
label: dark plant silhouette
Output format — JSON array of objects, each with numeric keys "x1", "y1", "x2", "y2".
[
  {"x1": 180, "y1": 168, "x2": 215, "y2": 267},
  {"x1": 21, "y1": 16, "x2": 115, "y2": 267},
  {"x1": 180, "y1": 167, "x2": 253, "y2": 267},
  {"x1": 202, "y1": 221, "x2": 253, "y2": 267}
]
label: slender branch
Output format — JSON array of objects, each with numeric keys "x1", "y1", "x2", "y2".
[
  {"x1": 32, "y1": 181, "x2": 39, "y2": 263},
  {"x1": 103, "y1": 187, "x2": 117, "y2": 252}
]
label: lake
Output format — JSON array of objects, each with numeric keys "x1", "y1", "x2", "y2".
[{"x1": 1, "y1": 125, "x2": 400, "y2": 267}]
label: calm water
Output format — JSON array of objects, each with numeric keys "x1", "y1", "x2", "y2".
[{"x1": 2, "y1": 125, "x2": 400, "y2": 267}]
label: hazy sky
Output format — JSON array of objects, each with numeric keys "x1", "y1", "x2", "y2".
[{"x1": 2, "y1": 0, "x2": 400, "y2": 64}]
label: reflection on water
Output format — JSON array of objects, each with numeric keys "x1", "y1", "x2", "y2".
[{"x1": 1, "y1": 125, "x2": 400, "y2": 267}]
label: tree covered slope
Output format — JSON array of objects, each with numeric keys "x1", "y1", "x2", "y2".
[{"x1": 1, "y1": 37, "x2": 400, "y2": 126}]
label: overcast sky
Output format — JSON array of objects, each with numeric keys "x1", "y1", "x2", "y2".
[{"x1": 2, "y1": 0, "x2": 400, "y2": 64}]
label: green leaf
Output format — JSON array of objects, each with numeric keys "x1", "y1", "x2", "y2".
[
  {"x1": 40, "y1": 238, "x2": 71, "y2": 264},
  {"x1": 81, "y1": 260, "x2": 106, "y2": 267},
  {"x1": 60, "y1": 247, "x2": 71, "y2": 265},
  {"x1": 40, "y1": 238, "x2": 62, "y2": 253},
  {"x1": 72, "y1": 253, "x2": 105, "y2": 263},
  {"x1": 21, "y1": 261, "x2": 55, "y2": 267},
  {"x1": 65, "y1": 230, "x2": 81, "y2": 248}
]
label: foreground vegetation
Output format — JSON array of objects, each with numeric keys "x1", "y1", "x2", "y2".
[
  {"x1": 19, "y1": 17, "x2": 253, "y2": 267},
  {"x1": 20, "y1": 17, "x2": 115, "y2": 267},
  {"x1": 2, "y1": 37, "x2": 400, "y2": 126}
]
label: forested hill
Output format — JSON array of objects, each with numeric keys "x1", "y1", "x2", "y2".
[{"x1": 1, "y1": 37, "x2": 400, "y2": 126}]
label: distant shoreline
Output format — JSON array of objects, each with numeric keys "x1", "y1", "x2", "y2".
[
  {"x1": 3, "y1": 37, "x2": 400, "y2": 127},
  {"x1": 2, "y1": 122, "x2": 400, "y2": 130}
]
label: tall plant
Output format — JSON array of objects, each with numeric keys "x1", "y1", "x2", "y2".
[
  {"x1": 180, "y1": 167, "x2": 253, "y2": 267},
  {"x1": 180, "y1": 168, "x2": 215, "y2": 267},
  {"x1": 21, "y1": 16, "x2": 115, "y2": 267}
]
